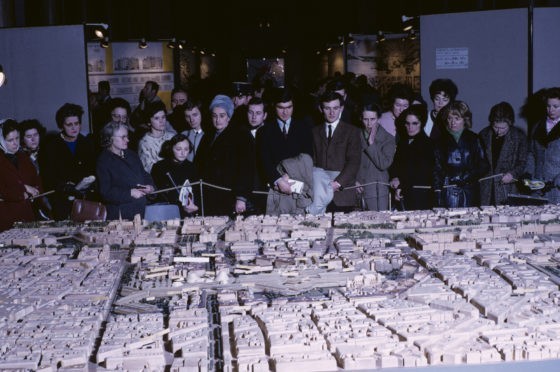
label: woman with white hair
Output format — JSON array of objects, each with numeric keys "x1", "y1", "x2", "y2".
[
  {"x1": 96, "y1": 121, "x2": 154, "y2": 220},
  {"x1": 0, "y1": 119, "x2": 42, "y2": 231},
  {"x1": 195, "y1": 95, "x2": 253, "y2": 216}
]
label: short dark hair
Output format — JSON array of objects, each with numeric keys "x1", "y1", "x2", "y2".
[
  {"x1": 2, "y1": 119, "x2": 19, "y2": 138},
  {"x1": 144, "y1": 101, "x2": 167, "y2": 120},
  {"x1": 159, "y1": 133, "x2": 191, "y2": 160},
  {"x1": 146, "y1": 80, "x2": 160, "y2": 94},
  {"x1": 271, "y1": 88, "x2": 294, "y2": 105},
  {"x1": 248, "y1": 97, "x2": 265, "y2": 107},
  {"x1": 19, "y1": 119, "x2": 46, "y2": 137},
  {"x1": 360, "y1": 102, "x2": 383, "y2": 118},
  {"x1": 100, "y1": 121, "x2": 128, "y2": 149},
  {"x1": 98, "y1": 80, "x2": 110, "y2": 92},
  {"x1": 545, "y1": 87, "x2": 560, "y2": 101},
  {"x1": 488, "y1": 101, "x2": 515, "y2": 126},
  {"x1": 326, "y1": 78, "x2": 347, "y2": 93},
  {"x1": 387, "y1": 83, "x2": 413, "y2": 106},
  {"x1": 319, "y1": 91, "x2": 344, "y2": 106},
  {"x1": 55, "y1": 103, "x2": 84, "y2": 129},
  {"x1": 184, "y1": 100, "x2": 203, "y2": 113},
  {"x1": 429, "y1": 79, "x2": 458, "y2": 101},
  {"x1": 171, "y1": 86, "x2": 188, "y2": 96},
  {"x1": 401, "y1": 104, "x2": 428, "y2": 128},
  {"x1": 107, "y1": 98, "x2": 131, "y2": 116}
]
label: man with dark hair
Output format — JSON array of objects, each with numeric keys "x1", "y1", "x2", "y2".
[
  {"x1": 256, "y1": 88, "x2": 313, "y2": 195},
  {"x1": 168, "y1": 87, "x2": 189, "y2": 132},
  {"x1": 308, "y1": 91, "x2": 361, "y2": 214},
  {"x1": 97, "y1": 80, "x2": 111, "y2": 104},
  {"x1": 182, "y1": 100, "x2": 205, "y2": 162},
  {"x1": 325, "y1": 77, "x2": 357, "y2": 124},
  {"x1": 243, "y1": 97, "x2": 268, "y2": 214},
  {"x1": 130, "y1": 80, "x2": 162, "y2": 128},
  {"x1": 229, "y1": 82, "x2": 252, "y2": 129}
]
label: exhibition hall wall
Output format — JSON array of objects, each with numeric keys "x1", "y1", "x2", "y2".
[
  {"x1": 533, "y1": 8, "x2": 560, "y2": 92},
  {"x1": 0, "y1": 25, "x2": 89, "y2": 132},
  {"x1": 420, "y1": 8, "x2": 528, "y2": 134},
  {"x1": 87, "y1": 41, "x2": 175, "y2": 110}
]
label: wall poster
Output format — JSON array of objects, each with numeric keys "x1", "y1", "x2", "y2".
[
  {"x1": 247, "y1": 58, "x2": 285, "y2": 88},
  {"x1": 87, "y1": 42, "x2": 174, "y2": 109},
  {"x1": 347, "y1": 34, "x2": 420, "y2": 97}
]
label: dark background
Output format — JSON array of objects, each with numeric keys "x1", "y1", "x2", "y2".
[{"x1": 1, "y1": 0, "x2": 559, "y2": 89}]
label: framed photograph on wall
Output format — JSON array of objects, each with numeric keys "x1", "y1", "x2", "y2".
[
  {"x1": 247, "y1": 58, "x2": 285, "y2": 88},
  {"x1": 347, "y1": 34, "x2": 419, "y2": 97}
]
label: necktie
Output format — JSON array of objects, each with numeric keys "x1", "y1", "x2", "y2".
[
  {"x1": 193, "y1": 131, "x2": 199, "y2": 151},
  {"x1": 282, "y1": 122, "x2": 288, "y2": 139},
  {"x1": 327, "y1": 124, "x2": 332, "y2": 141}
]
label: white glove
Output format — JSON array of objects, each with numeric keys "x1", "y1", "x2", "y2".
[{"x1": 75, "y1": 175, "x2": 96, "y2": 191}]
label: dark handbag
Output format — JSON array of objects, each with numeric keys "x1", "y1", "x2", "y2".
[{"x1": 70, "y1": 199, "x2": 107, "y2": 222}]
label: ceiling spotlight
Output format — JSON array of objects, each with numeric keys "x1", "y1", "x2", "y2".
[
  {"x1": 87, "y1": 23, "x2": 109, "y2": 39},
  {"x1": 316, "y1": 50, "x2": 321, "y2": 55},
  {"x1": 376, "y1": 31, "x2": 385, "y2": 43},
  {"x1": 347, "y1": 33, "x2": 355, "y2": 44},
  {"x1": 281, "y1": 48, "x2": 287, "y2": 54},
  {"x1": 402, "y1": 15, "x2": 417, "y2": 32},
  {"x1": 138, "y1": 38, "x2": 148, "y2": 49},
  {"x1": 211, "y1": 52, "x2": 216, "y2": 57},
  {"x1": 100, "y1": 37, "x2": 109, "y2": 49},
  {"x1": 167, "y1": 38, "x2": 177, "y2": 49},
  {"x1": 200, "y1": 49, "x2": 206, "y2": 55},
  {"x1": 408, "y1": 29, "x2": 417, "y2": 40},
  {"x1": 0, "y1": 65, "x2": 6, "y2": 87}
]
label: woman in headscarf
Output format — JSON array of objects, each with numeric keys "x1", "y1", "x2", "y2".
[{"x1": 0, "y1": 119, "x2": 43, "y2": 231}]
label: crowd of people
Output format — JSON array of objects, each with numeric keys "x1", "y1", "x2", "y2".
[{"x1": 1, "y1": 75, "x2": 559, "y2": 231}]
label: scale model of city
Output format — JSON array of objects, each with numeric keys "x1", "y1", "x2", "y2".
[{"x1": 0, "y1": 205, "x2": 559, "y2": 371}]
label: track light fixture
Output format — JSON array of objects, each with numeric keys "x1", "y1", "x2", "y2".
[
  {"x1": 407, "y1": 29, "x2": 417, "y2": 40},
  {"x1": 167, "y1": 38, "x2": 177, "y2": 49},
  {"x1": 401, "y1": 15, "x2": 418, "y2": 32},
  {"x1": 100, "y1": 37, "x2": 109, "y2": 48},
  {"x1": 86, "y1": 23, "x2": 109, "y2": 40},
  {"x1": 138, "y1": 38, "x2": 148, "y2": 49},
  {"x1": 376, "y1": 31, "x2": 386, "y2": 43}
]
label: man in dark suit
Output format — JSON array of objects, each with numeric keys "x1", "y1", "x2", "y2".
[
  {"x1": 256, "y1": 88, "x2": 313, "y2": 195},
  {"x1": 309, "y1": 91, "x2": 361, "y2": 213}
]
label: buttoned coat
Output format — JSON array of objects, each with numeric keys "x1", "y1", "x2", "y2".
[
  {"x1": 526, "y1": 119, "x2": 560, "y2": 203},
  {"x1": 389, "y1": 131, "x2": 435, "y2": 211},
  {"x1": 0, "y1": 151, "x2": 43, "y2": 231},
  {"x1": 356, "y1": 126, "x2": 396, "y2": 211},
  {"x1": 312, "y1": 121, "x2": 361, "y2": 207},
  {"x1": 479, "y1": 126, "x2": 528, "y2": 205},
  {"x1": 195, "y1": 125, "x2": 253, "y2": 216}
]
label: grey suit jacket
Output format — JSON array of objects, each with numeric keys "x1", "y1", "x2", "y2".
[
  {"x1": 182, "y1": 129, "x2": 204, "y2": 162},
  {"x1": 312, "y1": 121, "x2": 361, "y2": 206}
]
